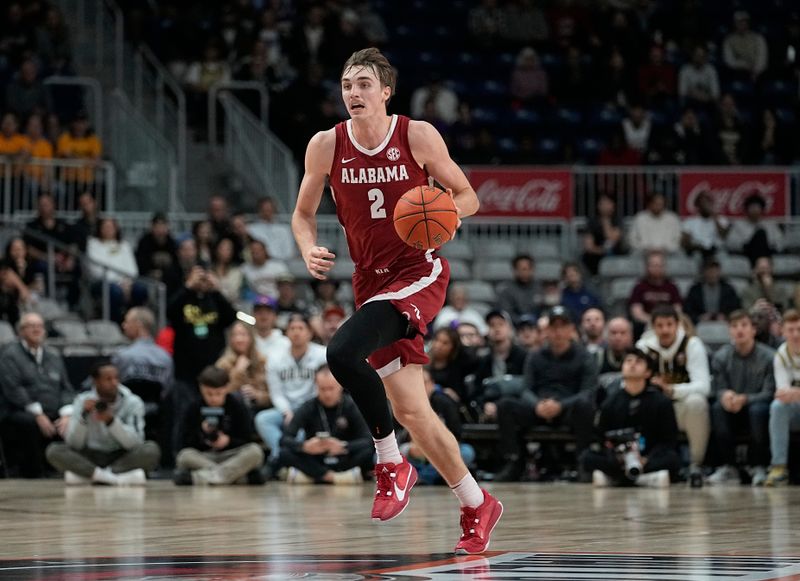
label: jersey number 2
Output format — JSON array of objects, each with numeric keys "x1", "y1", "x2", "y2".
[{"x1": 368, "y1": 188, "x2": 386, "y2": 219}]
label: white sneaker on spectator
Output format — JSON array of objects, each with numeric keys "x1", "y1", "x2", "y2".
[
  {"x1": 115, "y1": 469, "x2": 147, "y2": 486},
  {"x1": 592, "y1": 470, "x2": 611, "y2": 487},
  {"x1": 751, "y1": 466, "x2": 767, "y2": 487},
  {"x1": 287, "y1": 467, "x2": 314, "y2": 484},
  {"x1": 91, "y1": 467, "x2": 119, "y2": 486},
  {"x1": 707, "y1": 465, "x2": 739, "y2": 485},
  {"x1": 65, "y1": 471, "x2": 90, "y2": 485},
  {"x1": 332, "y1": 467, "x2": 363, "y2": 485},
  {"x1": 636, "y1": 470, "x2": 670, "y2": 488}
]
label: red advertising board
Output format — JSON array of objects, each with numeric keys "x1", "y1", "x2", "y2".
[
  {"x1": 466, "y1": 168, "x2": 573, "y2": 218},
  {"x1": 679, "y1": 171, "x2": 789, "y2": 217}
]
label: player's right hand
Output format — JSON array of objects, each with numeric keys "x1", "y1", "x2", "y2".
[{"x1": 304, "y1": 246, "x2": 336, "y2": 280}]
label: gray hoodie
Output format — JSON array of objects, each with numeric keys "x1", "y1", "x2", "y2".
[{"x1": 65, "y1": 385, "x2": 146, "y2": 453}]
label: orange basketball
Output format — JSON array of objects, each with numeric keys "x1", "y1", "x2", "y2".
[{"x1": 393, "y1": 185, "x2": 459, "y2": 250}]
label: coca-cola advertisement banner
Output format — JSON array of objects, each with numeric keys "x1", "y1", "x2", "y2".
[
  {"x1": 466, "y1": 168, "x2": 573, "y2": 218},
  {"x1": 679, "y1": 171, "x2": 789, "y2": 217}
]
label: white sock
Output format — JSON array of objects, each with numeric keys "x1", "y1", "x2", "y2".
[
  {"x1": 451, "y1": 472, "x2": 484, "y2": 508},
  {"x1": 373, "y1": 431, "x2": 403, "y2": 465}
]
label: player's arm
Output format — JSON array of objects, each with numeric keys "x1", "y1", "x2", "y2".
[
  {"x1": 292, "y1": 129, "x2": 336, "y2": 280},
  {"x1": 407, "y1": 120, "x2": 480, "y2": 218}
]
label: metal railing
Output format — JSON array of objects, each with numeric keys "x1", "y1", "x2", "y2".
[
  {"x1": 208, "y1": 81, "x2": 270, "y2": 147},
  {"x1": 213, "y1": 91, "x2": 298, "y2": 213},
  {"x1": 0, "y1": 157, "x2": 116, "y2": 215}
]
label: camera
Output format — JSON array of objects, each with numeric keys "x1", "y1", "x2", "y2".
[
  {"x1": 605, "y1": 428, "x2": 643, "y2": 479},
  {"x1": 94, "y1": 400, "x2": 108, "y2": 413},
  {"x1": 201, "y1": 406, "x2": 225, "y2": 442}
]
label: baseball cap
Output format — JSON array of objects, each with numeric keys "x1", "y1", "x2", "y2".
[
  {"x1": 322, "y1": 305, "x2": 346, "y2": 320},
  {"x1": 253, "y1": 295, "x2": 278, "y2": 310},
  {"x1": 515, "y1": 314, "x2": 538, "y2": 329},
  {"x1": 547, "y1": 305, "x2": 574, "y2": 325},
  {"x1": 276, "y1": 273, "x2": 295, "y2": 284},
  {"x1": 485, "y1": 309, "x2": 513, "y2": 326}
]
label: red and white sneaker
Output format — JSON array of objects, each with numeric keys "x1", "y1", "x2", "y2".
[
  {"x1": 454, "y1": 489, "x2": 504, "y2": 555},
  {"x1": 371, "y1": 457, "x2": 417, "y2": 522}
]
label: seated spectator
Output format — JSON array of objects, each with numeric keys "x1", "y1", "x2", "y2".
[
  {"x1": 752, "y1": 301, "x2": 783, "y2": 349},
  {"x1": 35, "y1": 6, "x2": 71, "y2": 65},
  {"x1": 681, "y1": 191, "x2": 730, "y2": 257},
  {"x1": 599, "y1": 49, "x2": 635, "y2": 108},
  {"x1": 581, "y1": 308, "x2": 606, "y2": 356},
  {"x1": 183, "y1": 42, "x2": 231, "y2": 127},
  {"x1": 554, "y1": 45, "x2": 591, "y2": 105},
  {"x1": 163, "y1": 235, "x2": 199, "y2": 298},
  {"x1": 723, "y1": 11, "x2": 768, "y2": 80},
  {"x1": 0, "y1": 112, "x2": 26, "y2": 159},
  {"x1": 400, "y1": 368, "x2": 476, "y2": 484},
  {"x1": 46, "y1": 361, "x2": 160, "y2": 486},
  {"x1": 23, "y1": 192, "x2": 79, "y2": 306},
  {"x1": 5, "y1": 58, "x2": 49, "y2": 119},
  {"x1": 318, "y1": 305, "x2": 346, "y2": 346},
  {"x1": 87, "y1": 218, "x2": 148, "y2": 323},
  {"x1": 474, "y1": 310, "x2": 528, "y2": 422},
  {"x1": 211, "y1": 237, "x2": 243, "y2": 304},
  {"x1": 560, "y1": 262, "x2": 601, "y2": 318},
  {"x1": 192, "y1": 220, "x2": 215, "y2": 266},
  {"x1": 456, "y1": 321, "x2": 487, "y2": 357},
  {"x1": 173, "y1": 366, "x2": 264, "y2": 486},
  {"x1": 515, "y1": 315, "x2": 541, "y2": 351},
  {"x1": 70, "y1": 192, "x2": 99, "y2": 252},
  {"x1": 636, "y1": 304, "x2": 711, "y2": 487},
  {"x1": 741, "y1": 257, "x2": 793, "y2": 311},
  {"x1": 410, "y1": 75, "x2": 459, "y2": 125},
  {"x1": 254, "y1": 314, "x2": 327, "y2": 464},
  {"x1": 713, "y1": 93, "x2": 750, "y2": 165},
  {"x1": 0, "y1": 313, "x2": 74, "y2": 477},
  {"x1": 727, "y1": 194, "x2": 784, "y2": 265},
  {"x1": 242, "y1": 239, "x2": 289, "y2": 300},
  {"x1": 580, "y1": 348, "x2": 679, "y2": 488},
  {"x1": 494, "y1": 306, "x2": 598, "y2": 482},
  {"x1": 247, "y1": 196, "x2": 296, "y2": 261},
  {"x1": 628, "y1": 193, "x2": 682, "y2": 254},
  {"x1": 275, "y1": 274, "x2": 308, "y2": 326},
  {"x1": 621, "y1": 103, "x2": 652, "y2": 153},
  {"x1": 597, "y1": 317, "x2": 634, "y2": 380},
  {"x1": 19, "y1": 113, "x2": 53, "y2": 190},
  {"x1": 765, "y1": 309, "x2": 800, "y2": 486},
  {"x1": 510, "y1": 47, "x2": 548, "y2": 106},
  {"x1": 2, "y1": 235, "x2": 44, "y2": 305},
  {"x1": 135, "y1": 213, "x2": 177, "y2": 283},
  {"x1": 629, "y1": 251, "x2": 683, "y2": 331},
  {"x1": 647, "y1": 107, "x2": 714, "y2": 165},
  {"x1": 678, "y1": 46, "x2": 720, "y2": 107},
  {"x1": 113, "y1": 307, "x2": 174, "y2": 395},
  {"x1": 56, "y1": 111, "x2": 102, "y2": 192},
  {"x1": 494, "y1": 254, "x2": 541, "y2": 323},
  {"x1": 708, "y1": 310, "x2": 775, "y2": 486},
  {"x1": 685, "y1": 258, "x2": 741, "y2": 324},
  {"x1": 281, "y1": 365, "x2": 372, "y2": 484},
  {"x1": 229, "y1": 212, "x2": 251, "y2": 263},
  {"x1": 216, "y1": 321, "x2": 270, "y2": 411},
  {"x1": 434, "y1": 284, "x2": 488, "y2": 336},
  {"x1": 252, "y1": 295, "x2": 290, "y2": 361},
  {"x1": 582, "y1": 194, "x2": 625, "y2": 275},
  {"x1": 752, "y1": 108, "x2": 792, "y2": 165},
  {"x1": 637, "y1": 45, "x2": 677, "y2": 105},
  {"x1": 428, "y1": 327, "x2": 477, "y2": 405}
]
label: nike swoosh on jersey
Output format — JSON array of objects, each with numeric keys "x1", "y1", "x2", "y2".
[{"x1": 341, "y1": 157, "x2": 357, "y2": 164}]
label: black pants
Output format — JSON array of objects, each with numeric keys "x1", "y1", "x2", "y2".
[
  {"x1": 280, "y1": 440, "x2": 374, "y2": 482},
  {"x1": 580, "y1": 446, "x2": 681, "y2": 484},
  {"x1": 711, "y1": 400, "x2": 770, "y2": 467},
  {"x1": 496, "y1": 396, "x2": 595, "y2": 458},
  {"x1": 0, "y1": 411, "x2": 59, "y2": 478}
]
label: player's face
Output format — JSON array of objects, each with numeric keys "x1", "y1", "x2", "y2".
[{"x1": 341, "y1": 66, "x2": 389, "y2": 118}]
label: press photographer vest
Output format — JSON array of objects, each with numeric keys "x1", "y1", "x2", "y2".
[{"x1": 645, "y1": 335, "x2": 691, "y2": 385}]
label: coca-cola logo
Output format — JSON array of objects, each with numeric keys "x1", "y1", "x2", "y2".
[
  {"x1": 476, "y1": 178, "x2": 565, "y2": 214},
  {"x1": 686, "y1": 180, "x2": 778, "y2": 214}
]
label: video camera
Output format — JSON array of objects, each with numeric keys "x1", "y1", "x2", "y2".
[
  {"x1": 605, "y1": 428, "x2": 643, "y2": 479},
  {"x1": 201, "y1": 406, "x2": 225, "y2": 442}
]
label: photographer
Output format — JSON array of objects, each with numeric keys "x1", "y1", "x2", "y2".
[
  {"x1": 174, "y1": 366, "x2": 265, "y2": 486},
  {"x1": 280, "y1": 365, "x2": 373, "y2": 484},
  {"x1": 580, "y1": 348, "x2": 680, "y2": 488},
  {"x1": 46, "y1": 362, "x2": 160, "y2": 485}
]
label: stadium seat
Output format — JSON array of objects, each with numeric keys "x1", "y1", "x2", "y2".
[
  {"x1": 599, "y1": 256, "x2": 644, "y2": 279},
  {"x1": 447, "y1": 259, "x2": 472, "y2": 281},
  {"x1": 786, "y1": 228, "x2": 800, "y2": 251},
  {"x1": 61, "y1": 345, "x2": 100, "y2": 357},
  {"x1": 675, "y1": 277, "x2": 694, "y2": 297},
  {"x1": 696, "y1": 321, "x2": 731, "y2": 352},
  {"x1": 0, "y1": 321, "x2": 15, "y2": 345},
  {"x1": 329, "y1": 259, "x2": 355, "y2": 281},
  {"x1": 471, "y1": 301, "x2": 492, "y2": 318},
  {"x1": 34, "y1": 298, "x2": 67, "y2": 321},
  {"x1": 439, "y1": 239, "x2": 473, "y2": 261},
  {"x1": 288, "y1": 259, "x2": 313, "y2": 281},
  {"x1": 517, "y1": 239, "x2": 561, "y2": 260},
  {"x1": 718, "y1": 255, "x2": 751, "y2": 279},
  {"x1": 86, "y1": 320, "x2": 128, "y2": 345},
  {"x1": 474, "y1": 261, "x2": 514, "y2": 282},
  {"x1": 536, "y1": 261, "x2": 563, "y2": 281},
  {"x1": 476, "y1": 240, "x2": 517, "y2": 260},
  {"x1": 666, "y1": 256, "x2": 699, "y2": 278},
  {"x1": 609, "y1": 278, "x2": 637, "y2": 305},
  {"x1": 772, "y1": 255, "x2": 800, "y2": 278},
  {"x1": 52, "y1": 320, "x2": 90, "y2": 343},
  {"x1": 462, "y1": 281, "x2": 496, "y2": 304},
  {"x1": 729, "y1": 277, "x2": 749, "y2": 296}
]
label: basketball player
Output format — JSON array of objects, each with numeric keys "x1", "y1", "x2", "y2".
[{"x1": 292, "y1": 48, "x2": 502, "y2": 554}]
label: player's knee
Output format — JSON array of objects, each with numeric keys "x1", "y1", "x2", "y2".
[{"x1": 326, "y1": 334, "x2": 352, "y2": 374}]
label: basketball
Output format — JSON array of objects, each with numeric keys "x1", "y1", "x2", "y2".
[{"x1": 393, "y1": 185, "x2": 459, "y2": 250}]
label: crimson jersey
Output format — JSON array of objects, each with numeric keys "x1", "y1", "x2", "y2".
[{"x1": 329, "y1": 114, "x2": 431, "y2": 271}]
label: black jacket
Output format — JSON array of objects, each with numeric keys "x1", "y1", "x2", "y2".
[
  {"x1": 167, "y1": 287, "x2": 237, "y2": 382},
  {"x1": 684, "y1": 280, "x2": 741, "y2": 323},
  {"x1": 596, "y1": 380, "x2": 678, "y2": 454},
  {"x1": 522, "y1": 342, "x2": 598, "y2": 407},
  {"x1": 180, "y1": 392, "x2": 253, "y2": 452},
  {"x1": 135, "y1": 233, "x2": 177, "y2": 282},
  {"x1": 473, "y1": 343, "x2": 529, "y2": 404},
  {"x1": 280, "y1": 394, "x2": 371, "y2": 453}
]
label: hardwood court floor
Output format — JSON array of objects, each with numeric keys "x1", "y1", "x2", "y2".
[{"x1": 1, "y1": 480, "x2": 799, "y2": 559}]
